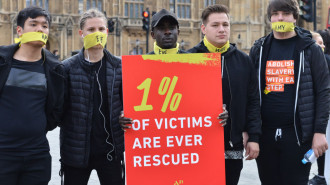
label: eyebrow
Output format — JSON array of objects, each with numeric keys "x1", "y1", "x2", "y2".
[{"x1": 28, "y1": 20, "x2": 48, "y2": 24}]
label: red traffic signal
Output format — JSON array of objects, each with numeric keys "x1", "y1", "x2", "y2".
[{"x1": 142, "y1": 11, "x2": 149, "y2": 18}]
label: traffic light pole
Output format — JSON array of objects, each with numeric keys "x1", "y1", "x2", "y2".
[
  {"x1": 313, "y1": 0, "x2": 316, "y2": 31},
  {"x1": 146, "y1": 29, "x2": 149, "y2": 53}
]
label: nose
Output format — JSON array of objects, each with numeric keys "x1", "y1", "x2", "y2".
[
  {"x1": 277, "y1": 13, "x2": 284, "y2": 21},
  {"x1": 164, "y1": 27, "x2": 171, "y2": 35},
  {"x1": 36, "y1": 24, "x2": 43, "y2": 32},
  {"x1": 218, "y1": 25, "x2": 225, "y2": 32}
]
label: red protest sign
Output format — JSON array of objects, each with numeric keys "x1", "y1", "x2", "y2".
[{"x1": 122, "y1": 53, "x2": 225, "y2": 185}]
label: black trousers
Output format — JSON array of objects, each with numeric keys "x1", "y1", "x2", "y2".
[
  {"x1": 256, "y1": 126, "x2": 312, "y2": 185},
  {"x1": 225, "y1": 159, "x2": 243, "y2": 185},
  {"x1": 0, "y1": 152, "x2": 51, "y2": 185},
  {"x1": 63, "y1": 154, "x2": 123, "y2": 185}
]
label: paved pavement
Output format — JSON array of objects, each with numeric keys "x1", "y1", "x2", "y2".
[{"x1": 47, "y1": 128, "x2": 322, "y2": 185}]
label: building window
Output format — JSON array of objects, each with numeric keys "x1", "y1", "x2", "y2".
[
  {"x1": 26, "y1": 0, "x2": 49, "y2": 10},
  {"x1": 124, "y1": 0, "x2": 144, "y2": 18},
  {"x1": 204, "y1": 0, "x2": 216, "y2": 7},
  {"x1": 78, "y1": 0, "x2": 83, "y2": 14},
  {"x1": 80, "y1": 0, "x2": 103, "y2": 13},
  {"x1": 170, "y1": 0, "x2": 191, "y2": 19}
]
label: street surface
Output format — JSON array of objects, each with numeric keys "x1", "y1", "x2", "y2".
[{"x1": 47, "y1": 128, "x2": 322, "y2": 185}]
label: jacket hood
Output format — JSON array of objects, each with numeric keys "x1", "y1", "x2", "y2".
[{"x1": 253, "y1": 26, "x2": 315, "y2": 52}]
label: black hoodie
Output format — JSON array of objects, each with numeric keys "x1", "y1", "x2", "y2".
[
  {"x1": 250, "y1": 27, "x2": 330, "y2": 144},
  {"x1": 188, "y1": 42, "x2": 262, "y2": 150}
]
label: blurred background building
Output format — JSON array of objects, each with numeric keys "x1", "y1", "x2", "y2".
[{"x1": 0, "y1": 0, "x2": 329, "y2": 59}]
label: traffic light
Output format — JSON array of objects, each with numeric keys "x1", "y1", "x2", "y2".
[
  {"x1": 300, "y1": 0, "x2": 313, "y2": 22},
  {"x1": 142, "y1": 10, "x2": 150, "y2": 31},
  {"x1": 108, "y1": 19, "x2": 115, "y2": 33}
]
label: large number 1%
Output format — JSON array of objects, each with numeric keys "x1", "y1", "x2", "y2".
[{"x1": 134, "y1": 76, "x2": 182, "y2": 113}]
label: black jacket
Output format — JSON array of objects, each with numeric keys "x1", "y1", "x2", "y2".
[
  {"x1": 188, "y1": 42, "x2": 262, "y2": 147},
  {"x1": 250, "y1": 27, "x2": 330, "y2": 144},
  {"x1": 0, "y1": 44, "x2": 66, "y2": 131},
  {"x1": 60, "y1": 48, "x2": 124, "y2": 168}
]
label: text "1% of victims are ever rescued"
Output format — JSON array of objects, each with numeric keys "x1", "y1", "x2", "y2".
[{"x1": 134, "y1": 76, "x2": 182, "y2": 113}]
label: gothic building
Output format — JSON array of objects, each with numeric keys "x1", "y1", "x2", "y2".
[{"x1": 0, "y1": 0, "x2": 329, "y2": 59}]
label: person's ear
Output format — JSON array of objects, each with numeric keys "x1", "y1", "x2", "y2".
[
  {"x1": 151, "y1": 31, "x2": 155, "y2": 39},
  {"x1": 17, "y1": 26, "x2": 23, "y2": 36},
  {"x1": 79, "y1": 30, "x2": 84, "y2": 38},
  {"x1": 201, "y1": 24, "x2": 206, "y2": 35}
]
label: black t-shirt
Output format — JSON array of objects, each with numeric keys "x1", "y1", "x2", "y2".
[
  {"x1": 0, "y1": 58, "x2": 49, "y2": 156},
  {"x1": 261, "y1": 36, "x2": 297, "y2": 128},
  {"x1": 89, "y1": 59, "x2": 114, "y2": 157}
]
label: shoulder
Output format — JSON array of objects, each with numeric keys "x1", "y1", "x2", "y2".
[{"x1": 187, "y1": 41, "x2": 208, "y2": 53}]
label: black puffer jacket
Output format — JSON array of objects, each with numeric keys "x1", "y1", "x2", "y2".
[
  {"x1": 250, "y1": 27, "x2": 330, "y2": 144},
  {"x1": 0, "y1": 44, "x2": 66, "y2": 131},
  {"x1": 60, "y1": 48, "x2": 123, "y2": 168},
  {"x1": 188, "y1": 42, "x2": 262, "y2": 147}
]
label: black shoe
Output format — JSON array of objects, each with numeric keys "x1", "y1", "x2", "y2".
[{"x1": 308, "y1": 175, "x2": 327, "y2": 185}]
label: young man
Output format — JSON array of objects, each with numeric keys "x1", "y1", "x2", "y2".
[
  {"x1": 188, "y1": 5, "x2": 261, "y2": 185},
  {"x1": 149, "y1": 9, "x2": 186, "y2": 54},
  {"x1": 249, "y1": 0, "x2": 330, "y2": 184},
  {"x1": 60, "y1": 9, "x2": 124, "y2": 185},
  {"x1": 0, "y1": 6, "x2": 65, "y2": 185}
]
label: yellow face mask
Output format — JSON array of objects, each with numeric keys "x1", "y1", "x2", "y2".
[
  {"x1": 83, "y1": 32, "x2": 108, "y2": 49},
  {"x1": 15, "y1": 32, "x2": 48, "y2": 45},
  {"x1": 203, "y1": 37, "x2": 230, "y2": 53},
  {"x1": 153, "y1": 42, "x2": 180, "y2": 55},
  {"x1": 271, "y1": 22, "x2": 295, "y2": 32}
]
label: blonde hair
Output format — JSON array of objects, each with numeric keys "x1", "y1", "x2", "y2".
[
  {"x1": 311, "y1": 31, "x2": 321, "y2": 40},
  {"x1": 79, "y1": 9, "x2": 107, "y2": 30}
]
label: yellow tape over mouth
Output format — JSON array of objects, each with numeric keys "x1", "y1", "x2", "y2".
[
  {"x1": 83, "y1": 32, "x2": 108, "y2": 49},
  {"x1": 15, "y1": 32, "x2": 48, "y2": 45},
  {"x1": 271, "y1": 22, "x2": 295, "y2": 32}
]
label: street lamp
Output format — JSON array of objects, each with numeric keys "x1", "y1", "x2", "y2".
[{"x1": 135, "y1": 39, "x2": 140, "y2": 54}]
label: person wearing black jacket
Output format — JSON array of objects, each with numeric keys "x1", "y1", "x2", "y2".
[
  {"x1": 0, "y1": 6, "x2": 65, "y2": 185},
  {"x1": 249, "y1": 0, "x2": 330, "y2": 184},
  {"x1": 187, "y1": 4, "x2": 261, "y2": 185},
  {"x1": 60, "y1": 9, "x2": 123, "y2": 185}
]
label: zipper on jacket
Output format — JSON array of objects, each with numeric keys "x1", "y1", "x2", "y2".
[
  {"x1": 257, "y1": 44, "x2": 301, "y2": 146},
  {"x1": 109, "y1": 67, "x2": 117, "y2": 159},
  {"x1": 293, "y1": 52, "x2": 304, "y2": 146},
  {"x1": 223, "y1": 56, "x2": 234, "y2": 148},
  {"x1": 258, "y1": 45, "x2": 263, "y2": 105}
]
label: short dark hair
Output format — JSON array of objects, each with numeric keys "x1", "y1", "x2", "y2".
[
  {"x1": 17, "y1": 6, "x2": 51, "y2": 28},
  {"x1": 201, "y1": 4, "x2": 229, "y2": 25},
  {"x1": 267, "y1": 0, "x2": 299, "y2": 21},
  {"x1": 317, "y1": 29, "x2": 330, "y2": 55}
]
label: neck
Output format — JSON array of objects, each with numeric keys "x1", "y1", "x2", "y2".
[
  {"x1": 273, "y1": 31, "x2": 296, "y2": 40},
  {"x1": 84, "y1": 47, "x2": 104, "y2": 62},
  {"x1": 13, "y1": 44, "x2": 43, "y2": 62}
]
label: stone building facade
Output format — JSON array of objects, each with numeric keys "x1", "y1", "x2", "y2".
[{"x1": 0, "y1": 0, "x2": 329, "y2": 59}]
